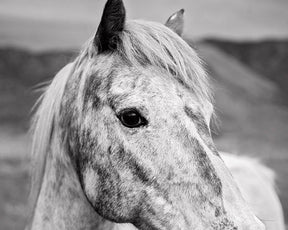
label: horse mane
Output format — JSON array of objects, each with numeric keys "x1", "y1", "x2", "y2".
[
  {"x1": 28, "y1": 19, "x2": 213, "y2": 218},
  {"x1": 28, "y1": 62, "x2": 75, "y2": 215},
  {"x1": 120, "y1": 20, "x2": 212, "y2": 104}
]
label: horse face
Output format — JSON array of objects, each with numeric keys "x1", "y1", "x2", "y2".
[
  {"x1": 65, "y1": 0, "x2": 264, "y2": 228},
  {"x1": 72, "y1": 62, "x2": 264, "y2": 229}
]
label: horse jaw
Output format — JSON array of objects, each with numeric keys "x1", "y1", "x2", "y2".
[{"x1": 29, "y1": 136, "x2": 115, "y2": 230}]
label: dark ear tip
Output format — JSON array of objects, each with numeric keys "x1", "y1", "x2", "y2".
[
  {"x1": 179, "y1": 9, "x2": 185, "y2": 14},
  {"x1": 106, "y1": 0, "x2": 125, "y2": 14},
  {"x1": 107, "y1": 0, "x2": 123, "y2": 5},
  {"x1": 165, "y1": 8, "x2": 185, "y2": 36},
  {"x1": 94, "y1": 0, "x2": 126, "y2": 53}
]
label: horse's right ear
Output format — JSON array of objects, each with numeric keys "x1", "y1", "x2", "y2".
[
  {"x1": 165, "y1": 9, "x2": 185, "y2": 36},
  {"x1": 94, "y1": 0, "x2": 126, "y2": 53}
]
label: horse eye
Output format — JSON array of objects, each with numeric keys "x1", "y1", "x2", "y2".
[{"x1": 118, "y1": 109, "x2": 147, "y2": 128}]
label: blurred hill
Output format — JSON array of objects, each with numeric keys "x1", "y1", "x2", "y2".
[
  {"x1": 203, "y1": 39, "x2": 288, "y2": 100},
  {"x1": 0, "y1": 49, "x2": 75, "y2": 130},
  {"x1": 0, "y1": 40, "x2": 288, "y2": 229}
]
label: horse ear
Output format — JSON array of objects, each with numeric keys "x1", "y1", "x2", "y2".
[
  {"x1": 94, "y1": 0, "x2": 126, "y2": 53},
  {"x1": 165, "y1": 9, "x2": 185, "y2": 36}
]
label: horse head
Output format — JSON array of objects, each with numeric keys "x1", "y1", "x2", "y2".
[{"x1": 30, "y1": 0, "x2": 266, "y2": 229}]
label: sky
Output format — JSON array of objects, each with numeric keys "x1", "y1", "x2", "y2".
[{"x1": 0, "y1": 0, "x2": 288, "y2": 51}]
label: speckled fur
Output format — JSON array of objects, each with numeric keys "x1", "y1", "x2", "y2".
[{"x1": 27, "y1": 1, "x2": 266, "y2": 230}]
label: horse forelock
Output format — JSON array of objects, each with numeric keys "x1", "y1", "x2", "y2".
[{"x1": 120, "y1": 20, "x2": 213, "y2": 105}]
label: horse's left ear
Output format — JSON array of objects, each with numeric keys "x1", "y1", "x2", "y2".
[
  {"x1": 165, "y1": 9, "x2": 184, "y2": 36},
  {"x1": 94, "y1": 0, "x2": 126, "y2": 53}
]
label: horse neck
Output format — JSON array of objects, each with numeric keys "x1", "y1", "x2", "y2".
[{"x1": 29, "y1": 139, "x2": 115, "y2": 230}]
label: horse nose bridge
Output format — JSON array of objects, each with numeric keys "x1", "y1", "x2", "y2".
[{"x1": 173, "y1": 133, "x2": 267, "y2": 230}]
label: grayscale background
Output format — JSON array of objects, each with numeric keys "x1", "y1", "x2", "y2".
[{"x1": 0, "y1": 0, "x2": 287, "y2": 229}]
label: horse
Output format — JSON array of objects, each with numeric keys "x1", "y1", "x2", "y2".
[{"x1": 26, "y1": 0, "x2": 285, "y2": 229}]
